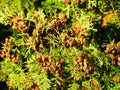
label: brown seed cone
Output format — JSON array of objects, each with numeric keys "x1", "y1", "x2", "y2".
[
  {"x1": 117, "y1": 55, "x2": 120, "y2": 62},
  {"x1": 102, "y1": 14, "x2": 113, "y2": 26},
  {"x1": 41, "y1": 55, "x2": 46, "y2": 62},
  {"x1": 59, "y1": 59, "x2": 64, "y2": 63},
  {"x1": 116, "y1": 41, "x2": 120, "y2": 47},
  {"x1": 58, "y1": 13, "x2": 67, "y2": 23},
  {"x1": 91, "y1": 78, "x2": 97, "y2": 87},
  {"x1": 84, "y1": 58, "x2": 89, "y2": 63},
  {"x1": 74, "y1": 58, "x2": 78, "y2": 64},
  {"x1": 111, "y1": 50, "x2": 117, "y2": 55},
  {"x1": 6, "y1": 80, "x2": 10, "y2": 86},
  {"x1": 32, "y1": 29, "x2": 38, "y2": 35},
  {"x1": 32, "y1": 0, "x2": 37, "y2": 2},
  {"x1": 81, "y1": 28, "x2": 88, "y2": 36},
  {"x1": 79, "y1": 87, "x2": 87, "y2": 90},
  {"x1": 36, "y1": 55, "x2": 53, "y2": 68},
  {"x1": 84, "y1": 68, "x2": 89, "y2": 74},
  {"x1": 0, "y1": 50, "x2": 5, "y2": 58},
  {"x1": 113, "y1": 77, "x2": 120, "y2": 83},
  {"x1": 79, "y1": 65, "x2": 83, "y2": 69},
  {"x1": 81, "y1": 0, "x2": 87, "y2": 3},
  {"x1": 27, "y1": 84, "x2": 40, "y2": 90},
  {"x1": 37, "y1": 22, "x2": 43, "y2": 31},
  {"x1": 111, "y1": 59, "x2": 116, "y2": 65},
  {"x1": 33, "y1": 11, "x2": 39, "y2": 18},
  {"x1": 89, "y1": 18, "x2": 94, "y2": 23},
  {"x1": 4, "y1": 38, "x2": 12, "y2": 46},
  {"x1": 117, "y1": 62, "x2": 120, "y2": 66},
  {"x1": 65, "y1": 38, "x2": 77, "y2": 47},
  {"x1": 75, "y1": 54, "x2": 94, "y2": 74},
  {"x1": 49, "y1": 20, "x2": 62, "y2": 31},
  {"x1": 76, "y1": 36, "x2": 87, "y2": 45},
  {"x1": 74, "y1": 57, "x2": 83, "y2": 65},
  {"x1": 6, "y1": 52, "x2": 10, "y2": 58},
  {"x1": 55, "y1": 70, "x2": 60, "y2": 76},
  {"x1": 88, "y1": 65, "x2": 93, "y2": 72},
  {"x1": 70, "y1": 66, "x2": 74, "y2": 70},
  {"x1": 110, "y1": 54, "x2": 116, "y2": 61},
  {"x1": 65, "y1": 39, "x2": 73, "y2": 47},
  {"x1": 16, "y1": 20, "x2": 29, "y2": 32},
  {"x1": 90, "y1": 78, "x2": 102, "y2": 90},
  {"x1": 62, "y1": 0, "x2": 70, "y2": 5},
  {"x1": 60, "y1": 33, "x2": 69, "y2": 43},
  {"x1": 70, "y1": 23, "x2": 82, "y2": 36},
  {"x1": 74, "y1": 0, "x2": 80, "y2": 4},
  {"x1": 49, "y1": 64, "x2": 56, "y2": 73},
  {"x1": 7, "y1": 15, "x2": 30, "y2": 33},
  {"x1": 46, "y1": 62, "x2": 51, "y2": 67},
  {"x1": 11, "y1": 55, "x2": 19, "y2": 64}
]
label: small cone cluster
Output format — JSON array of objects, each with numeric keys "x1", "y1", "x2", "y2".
[
  {"x1": 0, "y1": 38, "x2": 20, "y2": 63},
  {"x1": 90, "y1": 78, "x2": 102, "y2": 90},
  {"x1": 69, "y1": 23, "x2": 88, "y2": 37},
  {"x1": 0, "y1": 48, "x2": 19, "y2": 64},
  {"x1": 105, "y1": 42, "x2": 120, "y2": 66},
  {"x1": 74, "y1": 53, "x2": 95, "y2": 74},
  {"x1": 49, "y1": 20, "x2": 62, "y2": 31},
  {"x1": 7, "y1": 14, "x2": 30, "y2": 33},
  {"x1": 69, "y1": 23, "x2": 82, "y2": 36},
  {"x1": 54, "y1": 59, "x2": 64, "y2": 76},
  {"x1": 113, "y1": 76, "x2": 120, "y2": 83},
  {"x1": 74, "y1": 0, "x2": 80, "y2": 4},
  {"x1": 36, "y1": 55, "x2": 64, "y2": 76},
  {"x1": 48, "y1": 13, "x2": 67, "y2": 33},
  {"x1": 27, "y1": 84, "x2": 40, "y2": 90},
  {"x1": 0, "y1": 38, "x2": 11, "y2": 58},
  {"x1": 36, "y1": 55, "x2": 53, "y2": 68},
  {"x1": 69, "y1": 23, "x2": 88, "y2": 45},
  {"x1": 62, "y1": 0, "x2": 70, "y2": 5},
  {"x1": 60, "y1": 33, "x2": 77, "y2": 47},
  {"x1": 60, "y1": 32, "x2": 87, "y2": 47},
  {"x1": 58, "y1": 13, "x2": 67, "y2": 23}
]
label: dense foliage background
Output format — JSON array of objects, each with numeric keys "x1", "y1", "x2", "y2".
[{"x1": 0, "y1": 0, "x2": 120, "y2": 90}]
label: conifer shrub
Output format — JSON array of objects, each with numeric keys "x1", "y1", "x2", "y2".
[{"x1": 0, "y1": 0, "x2": 120, "y2": 90}]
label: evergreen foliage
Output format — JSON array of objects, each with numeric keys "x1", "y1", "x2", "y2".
[{"x1": 0, "y1": 0, "x2": 120, "y2": 89}]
